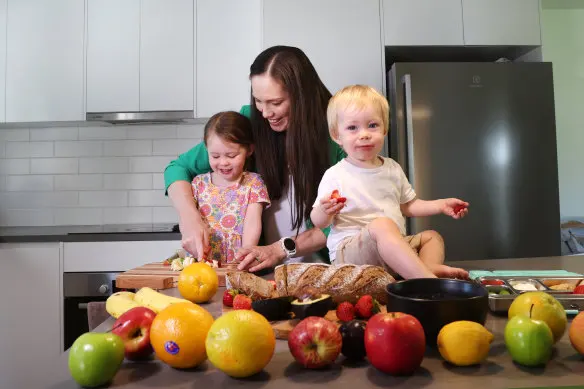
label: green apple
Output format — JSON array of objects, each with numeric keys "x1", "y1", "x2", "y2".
[
  {"x1": 68, "y1": 332, "x2": 125, "y2": 387},
  {"x1": 505, "y1": 312, "x2": 553, "y2": 367}
]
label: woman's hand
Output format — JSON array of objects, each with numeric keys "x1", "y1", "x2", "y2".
[
  {"x1": 236, "y1": 242, "x2": 286, "y2": 272},
  {"x1": 441, "y1": 198, "x2": 469, "y2": 219}
]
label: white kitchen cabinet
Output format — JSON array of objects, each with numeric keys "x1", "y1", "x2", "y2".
[
  {"x1": 86, "y1": 0, "x2": 140, "y2": 113},
  {"x1": 196, "y1": 0, "x2": 261, "y2": 117},
  {"x1": 383, "y1": 0, "x2": 464, "y2": 46},
  {"x1": 263, "y1": 0, "x2": 384, "y2": 95},
  {"x1": 462, "y1": 0, "x2": 542, "y2": 46},
  {"x1": 0, "y1": 243, "x2": 61, "y2": 388},
  {"x1": 0, "y1": 0, "x2": 6, "y2": 123},
  {"x1": 5, "y1": 0, "x2": 84, "y2": 122},
  {"x1": 140, "y1": 0, "x2": 194, "y2": 112}
]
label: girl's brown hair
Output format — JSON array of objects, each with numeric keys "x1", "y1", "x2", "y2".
[
  {"x1": 249, "y1": 46, "x2": 331, "y2": 233},
  {"x1": 203, "y1": 111, "x2": 253, "y2": 149}
]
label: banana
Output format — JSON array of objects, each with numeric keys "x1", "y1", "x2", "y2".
[
  {"x1": 134, "y1": 287, "x2": 191, "y2": 313},
  {"x1": 105, "y1": 291, "x2": 141, "y2": 319}
]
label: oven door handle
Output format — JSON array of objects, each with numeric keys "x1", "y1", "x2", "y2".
[{"x1": 78, "y1": 303, "x2": 88, "y2": 310}]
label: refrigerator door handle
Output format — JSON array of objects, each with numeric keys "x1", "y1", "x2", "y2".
[{"x1": 402, "y1": 74, "x2": 415, "y2": 189}]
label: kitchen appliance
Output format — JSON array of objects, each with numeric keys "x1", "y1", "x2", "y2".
[
  {"x1": 63, "y1": 272, "x2": 121, "y2": 351},
  {"x1": 387, "y1": 62, "x2": 561, "y2": 261},
  {"x1": 86, "y1": 110, "x2": 194, "y2": 124}
]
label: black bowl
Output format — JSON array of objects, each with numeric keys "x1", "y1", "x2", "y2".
[{"x1": 385, "y1": 278, "x2": 489, "y2": 347}]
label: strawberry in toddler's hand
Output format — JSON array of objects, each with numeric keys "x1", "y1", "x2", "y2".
[
  {"x1": 336, "y1": 302, "x2": 355, "y2": 322},
  {"x1": 453, "y1": 204, "x2": 467, "y2": 215},
  {"x1": 330, "y1": 189, "x2": 347, "y2": 203},
  {"x1": 232, "y1": 294, "x2": 252, "y2": 310},
  {"x1": 355, "y1": 295, "x2": 380, "y2": 319}
]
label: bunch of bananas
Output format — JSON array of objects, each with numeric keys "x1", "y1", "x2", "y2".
[{"x1": 105, "y1": 287, "x2": 191, "y2": 318}]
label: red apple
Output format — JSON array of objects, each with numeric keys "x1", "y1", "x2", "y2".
[
  {"x1": 365, "y1": 312, "x2": 426, "y2": 375},
  {"x1": 287, "y1": 317, "x2": 342, "y2": 368},
  {"x1": 111, "y1": 306, "x2": 156, "y2": 360},
  {"x1": 569, "y1": 311, "x2": 584, "y2": 355}
]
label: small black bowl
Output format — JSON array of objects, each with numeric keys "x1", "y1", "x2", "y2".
[{"x1": 385, "y1": 278, "x2": 489, "y2": 347}]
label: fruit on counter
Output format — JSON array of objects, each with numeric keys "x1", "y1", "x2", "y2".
[
  {"x1": 206, "y1": 310, "x2": 276, "y2": 378},
  {"x1": 569, "y1": 311, "x2": 584, "y2": 354},
  {"x1": 134, "y1": 287, "x2": 191, "y2": 313},
  {"x1": 251, "y1": 296, "x2": 293, "y2": 321},
  {"x1": 288, "y1": 316, "x2": 343, "y2": 369},
  {"x1": 365, "y1": 312, "x2": 425, "y2": 375},
  {"x1": 233, "y1": 294, "x2": 253, "y2": 310},
  {"x1": 223, "y1": 289, "x2": 239, "y2": 307},
  {"x1": 105, "y1": 291, "x2": 141, "y2": 319},
  {"x1": 150, "y1": 302, "x2": 214, "y2": 369},
  {"x1": 291, "y1": 289, "x2": 333, "y2": 319},
  {"x1": 177, "y1": 262, "x2": 219, "y2": 304},
  {"x1": 508, "y1": 291, "x2": 567, "y2": 344},
  {"x1": 355, "y1": 295, "x2": 380, "y2": 319},
  {"x1": 68, "y1": 332, "x2": 125, "y2": 388},
  {"x1": 111, "y1": 306, "x2": 156, "y2": 360},
  {"x1": 437, "y1": 321, "x2": 493, "y2": 366},
  {"x1": 330, "y1": 189, "x2": 346, "y2": 203},
  {"x1": 336, "y1": 301, "x2": 356, "y2": 322},
  {"x1": 505, "y1": 305, "x2": 554, "y2": 367},
  {"x1": 339, "y1": 320, "x2": 367, "y2": 360}
]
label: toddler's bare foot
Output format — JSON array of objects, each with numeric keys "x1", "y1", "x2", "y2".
[{"x1": 429, "y1": 264, "x2": 469, "y2": 280}]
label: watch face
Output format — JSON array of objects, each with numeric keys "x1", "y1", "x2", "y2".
[{"x1": 283, "y1": 238, "x2": 296, "y2": 251}]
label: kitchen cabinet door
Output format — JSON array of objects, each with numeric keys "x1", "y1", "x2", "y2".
[
  {"x1": 462, "y1": 0, "x2": 541, "y2": 46},
  {"x1": 140, "y1": 0, "x2": 194, "y2": 112},
  {"x1": 263, "y1": 0, "x2": 384, "y2": 95},
  {"x1": 196, "y1": 0, "x2": 261, "y2": 118},
  {"x1": 0, "y1": 0, "x2": 6, "y2": 123},
  {"x1": 86, "y1": 0, "x2": 140, "y2": 113},
  {"x1": 0, "y1": 243, "x2": 61, "y2": 389},
  {"x1": 383, "y1": 0, "x2": 464, "y2": 46},
  {"x1": 5, "y1": 0, "x2": 84, "y2": 122}
]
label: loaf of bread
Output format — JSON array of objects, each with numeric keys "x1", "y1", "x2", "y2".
[
  {"x1": 274, "y1": 263, "x2": 395, "y2": 304},
  {"x1": 225, "y1": 271, "x2": 277, "y2": 300}
]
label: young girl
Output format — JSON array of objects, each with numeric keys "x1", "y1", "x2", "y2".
[{"x1": 190, "y1": 111, "x2": 270, "y2": 267}]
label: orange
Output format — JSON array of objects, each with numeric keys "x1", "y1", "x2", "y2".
[
  {"x1": 150, "y1": 302, "x2": 214, "y2": 369},
  {"x1": 178, "y1": 262, "x2": 219, "y2": 303},
  {"x1": 206, "y1": 310, "x2": 276, "y2": 378}
]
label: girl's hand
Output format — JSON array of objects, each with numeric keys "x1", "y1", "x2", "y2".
[
  {"x1": 442, "y1": 198, "x2": 469, "y2": 219},
  {"x1": 319, "y1": 191, "x2": 346, "y2": 216},
  {"x1": 236, "y1": 242, "x2": 286, "y2": 273},
  {"x1": 179, "y1": 214, "x2": 211, "y2": 259}
]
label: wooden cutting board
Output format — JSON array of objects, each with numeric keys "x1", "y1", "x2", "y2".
[
  {"x1": 223, "y1": 305, "x2": 387, "y2": 340},
  {"x1": 116, "y1": 262, "x2": 229, "y2": 290}
]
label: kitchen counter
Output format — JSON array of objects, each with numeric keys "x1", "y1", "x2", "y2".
[
  {"x1": 44, "y1": 255, "x2": 584, "y2": 389},
  {"x1": 0, "y1": 223, "x2": 181, "y2": 243}
]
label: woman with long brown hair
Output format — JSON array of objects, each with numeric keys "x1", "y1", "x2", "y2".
[{"x1": 164, "y1": 46, "x2": 345, "y2": 272}]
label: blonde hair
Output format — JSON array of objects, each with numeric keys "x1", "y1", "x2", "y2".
[{"x1": 327, "y1": 85, "x2": 390, "y2": 139}]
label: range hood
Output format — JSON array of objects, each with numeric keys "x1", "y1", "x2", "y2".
[{"x1": 86, "y1": 110, "x2": 194, "y2": 125}]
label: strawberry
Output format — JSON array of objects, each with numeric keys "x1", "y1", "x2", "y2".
[
  {"x1": 268, "y1": 280, "x2": 277, "y2": 290},
  {"x1": 233, "y1": 294, "x2": 252, "y2": 310},
  {"x1": 453, "y1": 204, "x2": 467, "y2": 215},
  {"x1": 574, "y1": 285, "x2": 584, "y2": 294},
  {"x1": 222, "y1": 289, "x2": 239, "y2": 307},
  {"x1": 336, "y1": 301, "x2": 355, "y2": 322},
  {"x1": 355, "y1": 295, "x2": 380, "y2": 319},
  {"x1": 330, "y1": 189, "x2": 347, "y2": 203}
]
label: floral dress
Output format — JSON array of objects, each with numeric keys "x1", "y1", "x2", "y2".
[{"x1": 192, "y1": 172, "x2": 270, "y2": 264}]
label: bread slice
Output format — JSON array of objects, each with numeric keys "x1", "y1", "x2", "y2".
[
  {"x1": 274, "y1": 264, "x2": 288, "y2": 297},
  {"x1": 225, "y1": 271, "x2": 277, "y2": 299}
]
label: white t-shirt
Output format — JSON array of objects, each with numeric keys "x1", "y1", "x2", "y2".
[{"x1": 312, "y1": 157, "x2": 417, "y2": 261}]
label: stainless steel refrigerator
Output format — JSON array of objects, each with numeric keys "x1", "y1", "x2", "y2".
[{"x1": 386, "y1": 62, "x2": 561, "y2": 261}]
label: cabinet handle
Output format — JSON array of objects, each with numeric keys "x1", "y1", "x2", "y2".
[{"x1": 402, "y1": 74, "x2": 415, "y2": 189}]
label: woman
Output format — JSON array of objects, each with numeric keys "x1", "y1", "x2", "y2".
[{"x1": 164, "y1": 45, "x2": 345, "y2": 272}]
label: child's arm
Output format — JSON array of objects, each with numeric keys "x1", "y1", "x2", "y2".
[
  {"x1": 310, "y1": 193, "x2": 344, "y2": 228},
  {"x1": 242, "y1": 203, "x2": 264, "y2": 248},
  {"x1": 401, "y1": 198, "x2": 469, "y2": 219}
]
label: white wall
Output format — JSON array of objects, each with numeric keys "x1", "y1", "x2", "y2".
[
  {"x1": 0, "y1": 123, "x2": 204, "y2": 226},
  {"x1": 541, "y1": 0, "x2": 584, "y2": 220}
]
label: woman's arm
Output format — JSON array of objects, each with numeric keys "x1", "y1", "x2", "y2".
[{"x1": 241, "y1": 203, "x2": 264, "y2": 248}]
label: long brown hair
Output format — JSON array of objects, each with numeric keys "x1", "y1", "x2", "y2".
[{"x1": 249, "y1": 46, "x2": 331, "y2": 233}]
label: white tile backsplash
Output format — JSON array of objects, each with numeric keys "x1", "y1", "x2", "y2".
[{"x1": 0, "y1": 122, "x2": 205, "y2": 226}]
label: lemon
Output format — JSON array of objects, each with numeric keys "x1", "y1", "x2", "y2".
[
  {"x1": 437, "y1": 321, "x2": 494, "y2": 366},
  {"x1": 205, "y1": 310, "x2": 276, "y2": 378}
]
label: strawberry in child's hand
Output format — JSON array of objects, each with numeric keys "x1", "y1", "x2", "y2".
[
  {"x1": 330, "y1": 189, "x2": 347, "y2": 203},
  {"x1": 222, "y1": 289, "x2": 239, "y2": 307},
  {"x1": 355, "y1": 295, "x2": 380, "y2": 319},
  {"x1": 453, "y1": 204, "x2": 467, "y2": 215},
  {"x1": 336, "y1": 301, "x2": 355, "y2": 322},
  {"x1": 232, "y1": 294, "x2": 252, "y2": 310}
]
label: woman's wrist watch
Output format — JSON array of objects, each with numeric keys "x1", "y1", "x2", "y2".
[{"x1": 279, "y1": 237, "x2": 297, "y2": 259}]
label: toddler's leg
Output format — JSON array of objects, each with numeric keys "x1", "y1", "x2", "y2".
[
  {"x1": 413, "y1": 230, "x2": 469, "y2": 279},
  {"x1": 367, "y1": 218, "x2": 436, "y2": 279}
]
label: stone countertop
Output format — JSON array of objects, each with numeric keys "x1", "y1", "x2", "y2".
[
  {"x1": 0, "y1": 223, "x2": 182, "y2": 243},
  {"x1": 45, "y1": 255, "x2": 584, "y2": 389}
]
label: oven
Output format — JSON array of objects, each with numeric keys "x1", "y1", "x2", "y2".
[{"x1": 63, "y1": 272, "x2": 122, "y2": 351}]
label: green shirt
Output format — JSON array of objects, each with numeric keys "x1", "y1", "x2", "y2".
[{"x1": 163, "y1": 105, "x2": 346, "y2": 259}]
